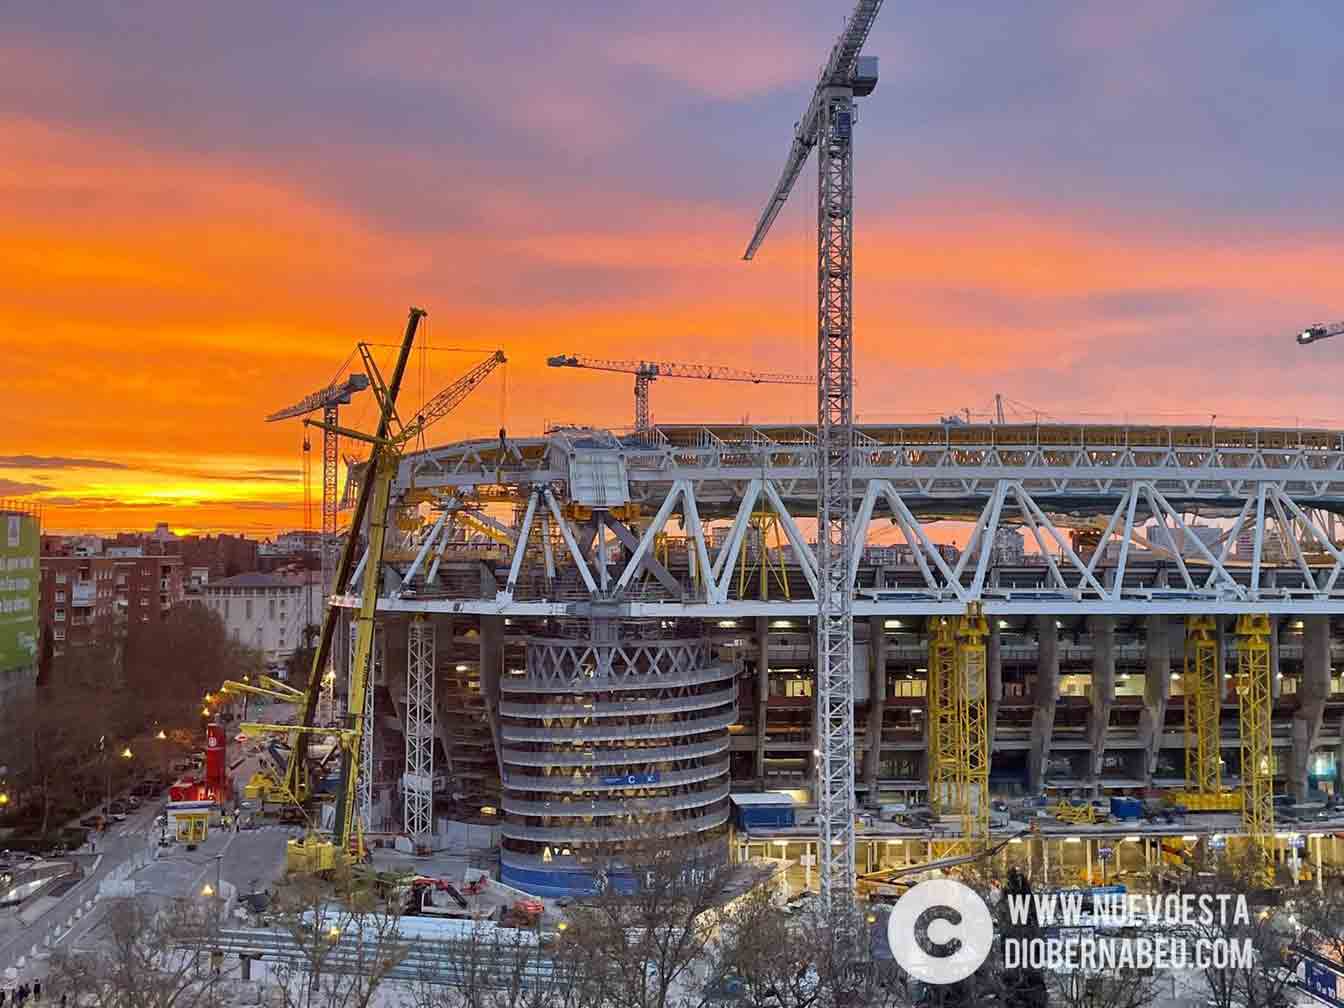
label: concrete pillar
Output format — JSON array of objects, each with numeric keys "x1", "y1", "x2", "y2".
[
  {"x1": 1089, "y1": 616, "x2": 1115, "y2": 792},
  {"x1": 1294, "y1": 616, "x2": 1330, "y2": 799},
  {"x1": 480, "y1": 615, "x2": 505, "y2": 784},
  {"x1": 755, "y1": 616, "x2": 769, "y2": 785},
  {"x1": 863, "y1": 616, "x2": 887, "y2": 802},
  {"x1": 1142, "y1": 616, "x2": 1172, "y2": 782},
  {"x1": 1029, "y1": 616, "x2": 1059, "y2": 793}
]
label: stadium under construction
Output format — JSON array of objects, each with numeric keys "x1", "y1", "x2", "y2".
[{"x1": 324, "y1": 420, "x2": 1344, "y2": 896}]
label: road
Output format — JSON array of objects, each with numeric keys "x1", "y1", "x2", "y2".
[{"x1": 0, "y1": 800, "x2": 289, "y2": 988}]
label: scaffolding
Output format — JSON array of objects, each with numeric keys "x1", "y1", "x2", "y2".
[
  {"x1": 1183, "y1": 615, "x2": 1223, "y2": 800},
  {"x1": 404, "y1": 616, "x2": 436, "y2": 852},
  {"x1": 737, "y1": 512, "x2": 792, "y2": 600},
  {"x1": 927, "y1": 604, "x2": 990, "y2": 855},
  {"x1": 1236, "y1": 614, "x2": 1274, "y2": 881}
]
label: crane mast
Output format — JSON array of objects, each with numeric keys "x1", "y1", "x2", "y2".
[
  {"x1": 546, "y1": 353, "x2": 810, "y2": 433},
  {"x1": 741, "y1": 0, "x2": 884, "y2": 930}
]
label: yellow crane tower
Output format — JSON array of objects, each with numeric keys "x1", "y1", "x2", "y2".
[
  {"x1": 1235, "y1": 614, "x2": 1274, "y2": 882},
  {"x1": 238, "y1": 307, "x2": 506, "y2": 873}
]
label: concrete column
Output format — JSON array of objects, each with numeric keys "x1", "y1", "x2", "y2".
[
  {"x1": 987, "y1": 624, "x2": 1003, "y2": 744},
  {"x1": 480, "y1": 615, "x2": 505, "y2": 784},
  {"x1": 755, "y1": 616, "x2": 769, "y2": 785},
  {"x1": 1293, "y1": 616, "x2": 1330, "y2": 799},
  {"x1": 1142, "y1": 616, "x2": 1172, "y2": 782},
  {"x1": 863, "y1": 616, "x2": 887, "y2": 802},
  {"x1": 1089, "y1": 616, "x2": 1115, "y2": 792},
  {"x1": 1029, "y1": 616, "x2": 1060, "y2": 793}
]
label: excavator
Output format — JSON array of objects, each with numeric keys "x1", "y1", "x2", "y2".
[{"x1": 226, "y1": 307, "x2": 506, "y2": 874}]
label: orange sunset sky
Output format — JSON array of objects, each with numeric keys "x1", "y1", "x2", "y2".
[{"x1": 6, "y1": 2, "x2": 1344, "y2": 536}]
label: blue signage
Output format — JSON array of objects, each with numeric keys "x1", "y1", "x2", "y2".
[{"x1": 600, "y1": 772, "x2": 660, "y2": 786}]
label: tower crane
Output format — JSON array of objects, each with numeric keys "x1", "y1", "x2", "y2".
[
  {"x1": 246, "y1": 309, "x2": 507, "y2": 872},
  {"x1": 545, "y1": 354, "x2": 810, "y2": 433},
  {"x1": 740, "y1": 0, "x2": 884, "y2": 925},
  {"x1": 267, "y1": 373, "x2": 371, "y2": 594}
]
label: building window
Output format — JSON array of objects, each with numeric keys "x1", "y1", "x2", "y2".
[
  {"x1": 141, "y1": 597, "x2": 149, "y2": 607},
  {"x1": 245, "y1": 600, "x2": 253, "y2": 620},
  {"x1": 56, "y1": 574, "x2": 67, "y2": 584},
  {"x1": 55, "y1": 591, "x2": 65, "y2": 603},
  {"x1": 54, "y1": 628, "x2": 65, "y2": 641},
  {"x1": 268, "y1": 599, "x2": 276, "y2": 620},
  {"x1": 54, "y1": 608, "x2": 65, "y2": 622}
]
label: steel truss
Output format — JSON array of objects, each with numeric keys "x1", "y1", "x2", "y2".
[
  {"x1": 927, "y1": 606, "x2": 989, "y2": 856},
  {"x1": 404, "y1": 616, "x2": 436, "y2": 851},
  {"x1": 1183, "y1": 615, "x2": 1222, "y2": 797},
  {"x1": 1236, "y1": 614, "x2": 1274, "y2": 880},
  {"x1": 343, "y1": 455, "x2": 1344, "y2": 617}
]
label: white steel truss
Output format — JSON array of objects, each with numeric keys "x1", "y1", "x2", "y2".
[
  {"x1": 332, "y1": 424, "x2": 1344, "y2": 619},
  {"x1": 404, "y1": 616, "x2": 435, "y2": 851},
  {"x1": 351, "y1": 621, "x2": 380, "y2": 835}
]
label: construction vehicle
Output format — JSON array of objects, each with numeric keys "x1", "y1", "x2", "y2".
[
  {"x1": 236, "y1": 308, "x2": 506, "y2": 875},
  {"x1": 546, "y1": 354, "x2": 809, "y2": 435}
]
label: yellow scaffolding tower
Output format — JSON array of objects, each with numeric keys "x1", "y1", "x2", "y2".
[
  {"x1": 956, "y1": 604, "x2": 990, "y2": 851},
  {"x1": 1235, "y1": 614, "x2": 1274, "y2": 883},
  {"x1": 1183, "y1": 615, "x2": 1224, "y2": 801},
  {"x1": 927, "y1": 616, "x2": 959, "y2": 819},
  {"x1": 926, "y1": 605, "x2": 990, "y2": 856}
]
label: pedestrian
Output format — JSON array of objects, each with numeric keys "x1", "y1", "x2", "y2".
[
  {"x1": 60, "y1": 996, "x2": 66, "y2": 1008},
  {"x1": 1, "y1": 986, "x2": 8, "y2": 1006},
  {"x1": 32, "y1": 981, "x2": 39, "y2": 1002}
]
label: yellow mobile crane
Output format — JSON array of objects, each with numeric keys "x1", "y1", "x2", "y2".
[{"x1": 241, "y1": 307, "x2": 506, "y2": 873}]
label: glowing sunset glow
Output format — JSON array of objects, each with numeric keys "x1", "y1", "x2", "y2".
[{"x1": 7, "y1": 3, "x2": 1344, "y2": 533}]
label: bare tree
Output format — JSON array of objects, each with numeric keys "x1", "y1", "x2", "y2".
[
  {"x1": 267, "y1": 868, "x2": 410, "y2": 1008},
  {"x1": 555, "y1": 838, "x2": 737, "y2": 1008},
  {"x1": 46, "y1": 895, "x2": 230, "y2": 1008}
]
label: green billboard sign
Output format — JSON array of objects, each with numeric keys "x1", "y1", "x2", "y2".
[{"x1": 0, "y1": 513, "x2": 38, "y2": 671}]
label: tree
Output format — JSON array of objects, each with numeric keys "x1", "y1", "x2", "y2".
[
  {"x1": 555, "y1": 838, "x2": 736, "y2": 1008},
  {"x1": 46, "y1": 895, "x2": 230, "y2": 1008},
  {"x1": 267, "y1": 867, "x2": 409, "y2": 1008}
]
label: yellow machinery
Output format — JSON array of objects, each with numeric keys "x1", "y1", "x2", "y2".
[
  {"x1": 1053, "y1": 801, "x2": 1097, "y2": 825},
  {"x1": 177, "y1": 813, "x2": 208, "y2": 846},
  {"x1": 250, "y1": 308, "x2": 506, "y2": 876},
  {"x1": 1235, "y1": 614, "x2": 1274, "y2": 882},
  {"x1": 927, "y1": 604, "x2": 990, "y2": 856},
  {"x1": 1177, "y1": 615, "x2": 1240, "y2": 811}
]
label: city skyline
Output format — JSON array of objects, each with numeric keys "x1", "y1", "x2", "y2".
[{"x1": 6, "y1": 2, "x2": 1344, "y2": 533}]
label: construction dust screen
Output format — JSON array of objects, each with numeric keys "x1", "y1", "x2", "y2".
[{"x1": 0, "y1": 512, "x2": 39, "y2": 673}]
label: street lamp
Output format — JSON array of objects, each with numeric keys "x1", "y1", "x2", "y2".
[
  {"x1": 155, "y1": 729, "x2": 167, "y2": 741},
  {"x1": 121, "y1": 747, "x2": 133, "y2": 760},
  {"x1": 1295, "y1": 321, "x2": 1344, "y2": 346}
]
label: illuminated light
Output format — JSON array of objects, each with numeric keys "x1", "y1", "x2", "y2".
[
  {"x1": 557, "y1": 922, "x2": 568, "y2": 932},
  {"x1": 456, "y1": 664, "x2": 469, "y2": 672},
  {"x1": 201, "y1": 883, "x2": 214, "y2": 897},
  {"x1": 911, "y1": 708, "x2": 922, "y2": 714},
  {"x1": 328, "y1": 925, "x2": 341, "y2": 941},
  {"x1": 1182, "y1": 835, "x2": 1198, "y2": 842},
  {"x1": 717, "y1": 620, "x2": 738, "y2": 628},
  {"x1": 1009, "y1": 838, "x2": 1023, "y2": 845},
  {"x1": 480, "y1": 806, "x2": 497, "y2": 815},
  {"x1": 915, "y1": 667, "x2": 928, "y2": 673},
  {"x1": 866, "y1": 914, "x2": 877, "y2": 923},
  {"x1": 1065, "y1": 837, "x2": 1081, "y2": 844},
  {"x1": 997, "y1": 620, "x2": 1009, "y2": 629},
  {"x1": 155, "y1": 730, "x2": 167, "y2": 740},
  {"x1": 0, "y1": 793, "x2": 8, "y2": 806},
  {"x1": 812, "y1": 749, "x2": 820, "y2": 757},
  {"x1": 883, "y1": 619, "x2": 902, "y2": 629},
  {"x1": 770, "y1": 620, "x2": 793, "y2": 628},
  {"x1": 201, "y1": 707, "x2": 211, "y2": 716},
  {"x1": 1123, "y1": 836, "x2": 1140, "y2": 843}
]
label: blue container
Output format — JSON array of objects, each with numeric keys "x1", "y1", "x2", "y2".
[{"x1": 1109, "y1": 797, "x2": 1143, "y2": 820}]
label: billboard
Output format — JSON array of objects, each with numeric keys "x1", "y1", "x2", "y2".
[{"x1": 0, "y1": 512, "x2": 38, "y2": 671}]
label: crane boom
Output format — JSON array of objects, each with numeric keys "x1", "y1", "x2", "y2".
[
  {"x1": 400, "y1": 351, "x2": 508, "y2": 443},
  {"x1": 546, "y1": 354, "x2": 808, "y2": 385},
  {"x1": 742, "y1": 0, "x2": 883, "y2": 260},
  {"x1": 547, "y1": 353, "x2": 810, "y2": 433},
  {"x1": 265, "y1": 374, "x2": 371, "y2": 422}
]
